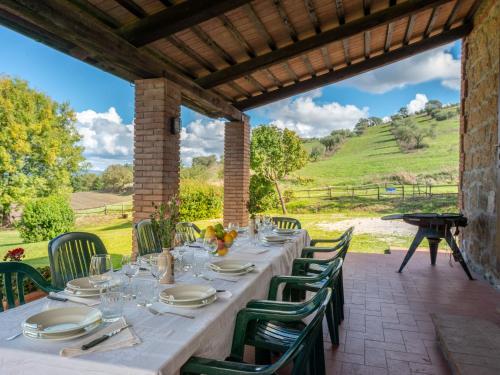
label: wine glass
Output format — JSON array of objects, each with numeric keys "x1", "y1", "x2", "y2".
[
  {"x1": 203, "y1": 236, "x2": 218, "y2": 254},
  {"x1": 89, "y1": 254, "x2": 113, "y2": 289},
  {"x1": 149, "y1": 256, "x2": 167, "y2": 284}
]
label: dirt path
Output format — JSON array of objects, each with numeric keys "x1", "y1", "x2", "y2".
[{"x1": 316, "y1": 217, "x2": 416, "y2": 236}]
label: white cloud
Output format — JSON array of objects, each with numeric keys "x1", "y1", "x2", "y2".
[
  {"x1": 181, "y1": 119, "x2": 225, "y2": 166},
  {"x1": 406, "y1": 93, "x2": 428, "y2": 114},
  {"x1": 382, "y1": 116, "x2": 391, "y2": 123},
  {"x1": 75, "y1": 107, "x2": 133, "y2": 170},
  {"x1": 341, "y1": 44, "x2": 460, "y2": 93},
  {"x1": 258, "y1": 90, "x2": 368, "y2": 138}
]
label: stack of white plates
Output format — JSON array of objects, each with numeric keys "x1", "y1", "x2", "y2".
[
  {"x1": 209, "y1": 260, "x2": 255, "y2": 275},
  {"x1": 273, "y1": 228, "x2": 299, "y2": 236},
  {"x1": 160, "y1": 285, "x2": 217, "y2": 308},
  {"x1": 261, "y1": 235, "x2": 289, "y2": 245},
  {"x1": 64, "y1": 276, "x2": 110, "y2": 298},
  {"x1": 22, "y1": 306, "x2": 102, "y2": 341}
]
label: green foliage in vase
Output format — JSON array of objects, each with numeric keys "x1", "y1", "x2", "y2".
[
  {"x1": 150, "y1": 196, "x2": 180, "y2": 249},
  {"x1": 250, "y1": 126, "x2": 307, "y2": 214},
  {"x1": 0, "y1": 76, "x2": 83, "y2": 226},
  {"x1": 18, "y1": 195, "x2": 75, "y2": 242}
]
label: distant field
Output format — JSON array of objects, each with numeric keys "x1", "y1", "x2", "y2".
[
  {"x1": 71, "y1": 191, "x2": 132, "y2": 210},
  {"x1": 290, "y1": 111, "x2": 459, "y2": 188}
]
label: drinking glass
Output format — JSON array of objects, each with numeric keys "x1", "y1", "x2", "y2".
[
  {"x1": 149, "y1": 256, "x2": 167, "y2": 284},
  {"x1": 121, "y1": 255, "x2": 138, "y2": 299},
  {"x1": 192, "y1": 250, "x2": 208, "y2": 277},
  {"x1": 100, "y1": 291, "x2": 124, "y2": 322},
  {"x1": 133, "y1": 278, "x2": 156, "y2": 307},
  {"x1": 89, "y1": 254, "x2": 113, "y2": 289},
  {"x1": 203, "y1": 236, "x2": 218, "y2": 254}
]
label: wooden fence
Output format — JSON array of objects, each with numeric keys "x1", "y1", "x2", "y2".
[
  {"x1": 290, "y1": 183, "x2": 458, "y2": 201},
  {"x1": 74, "y1": 202, "x2": 133, "y2": 216}
]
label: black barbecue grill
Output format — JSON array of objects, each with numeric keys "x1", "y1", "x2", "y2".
[{"x1": 381, "y1": 213, "x2": 473, "y2": 280}]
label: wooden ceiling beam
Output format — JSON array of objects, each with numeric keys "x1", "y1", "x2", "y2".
[
  {"x1": 115, "y1": 0, "x2": 147, "y2": 19},
  {"x1": 243, "y1": 3, "x2": 277, "y2": 51},
  {"x1": 273, "y1": 0, "x2": 299, "y2": 43},
  {"x1": 0, "y1": 0, "x2": 242, "y2": 120},
  {"x1": 119, "y1": 0, "x2": 251, "y2": 47},
  {"x1": 424, "y1": 6, "x2": 440, "y2": 37},
  {"x1": 218, "y1": 14, "x2": 256, "y2": 58},
  {"x1": 403, "y1": 14, "x2": 416, "y2": 45},
  {"x1": 444, "y1": 0, "x2": 461, "y2": 30},
  {"x1": 191, "y1": 25, "x2": 236, "y2": 66},
  {"x1": 197, "y1": 0, "x2": 452, "y2": 88},
  {"x1": 234, "y1": 23, "x2": 471, "y2": 110},
  {"x1": 304, "y1": 0, "x2": 321, "y2": 34},
  {"x1": 335, "y1": 0, "x2": 351, "y2": 66},
  {"x1": 363, "y1": 0, "x2": 372, "y2": 59},
  {"x1": 384, "y1": 22, "x2": 394, "y2": 52}
]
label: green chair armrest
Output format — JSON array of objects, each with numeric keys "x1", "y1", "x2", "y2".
[
  {"x1": 268, "y1": 274, "x2": 327, "y2": 300},
  {"x1": 246, "y1": 299, "x2": 303, "y2": 311},
  {"x1": 310, "y1": 237, "x2": 343, "y2": 246},
  {"x1": 181, "y1": 356, "x2": 264, "y2": 375}
]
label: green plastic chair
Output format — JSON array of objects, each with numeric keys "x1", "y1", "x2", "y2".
[
  {"x1": 134, "y1": 219, "x2": 162, "y2": 256},
  {"x1": 176, "y1": 222, "x2": 201, "y2": 243},
  {"x1": 308, "y1": 226, "x2": 354, "y2": 249},
  {"x1": 271, "y1": 216, "x2": 302, "y2": 229},
  {"x1": 0, "y1": 262, "x2": 58, "y2": 312},
  {"x1": 48, "y1": 232, "x2": 108, "y2": 290},
  {"x1": 295, "y1": 234, "x2": 352, "y2": 325},
  {"x1": 181, "y1": 287, "x2": 332, "y2": 375},
  {"x1": 269, "y1": 258, "x2": 343, "y2": 346}
]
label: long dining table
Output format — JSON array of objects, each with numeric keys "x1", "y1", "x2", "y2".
[{"x1": 0, "y1": 230, "x2": 310, "y2": 375}]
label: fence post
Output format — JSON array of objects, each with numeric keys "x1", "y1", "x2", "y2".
[
  {"x1": 377, "y1": 186, "x2": 380, "y2": 200},
  {"x1": 402, "y1": 185, "x2": 405, "y2": 200},
  {"x1": 104, "y1": 205, "x2": 107, "y2": 215},
  {"x1": 329, "y1": 187, "x2": 332, "y2": 199},
  {"x1": 429, "y1": 185, "x2": 432, "y2": 197},
  {"x1": 351, "y1": 187, "x2": 354, "y2": 200}
]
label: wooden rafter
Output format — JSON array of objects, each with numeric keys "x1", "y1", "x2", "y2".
[
  {"x1": 404, "y1": 14, "x2": 416, "y2": 45},
  {"x1": 196, "y1": 0, "x2": 452, "y2": 88},
  {"x1": 302, "y1": 55, "x2": 316, "y2": 77},
  {"x1": 243, "y1": 3, "x2": 276, "y2": 50},
  {"x1": 115, "y1": 0, "x2": 147, "y2": 19},
  {"x1": 218, "y1": 14, "x2": 256, "y2": 58},
  {"x1": 321, "y1": 46, "x2": 333, "y2": 71},
  {"x1": 273, "y1": 0, "x2": 299, "y2": 42},
  {"x1": 445, "y1": 0, "x2": 462, "y2": 30},
  {"x1": 119, "y1": 0, "x2": 251, "y2": 47},
  {"x1": 304, "y1": 0, "x2": 321, "y2": 34},
  {"x1": 282, "y1": 63, "x2": 299, "y2": 83},
  {"x1": 168, "y1": 35, "x2": 217, "y2": 73},
  {"x1": 335, "y1": 0, "x2": 351, "y2": 66},
  {"x1": 384, "y1": 23, "x2": 394, "y2": 52},
  {"x1": 424, "y1": 6, "x2": 440, "y2": 37},
  {"x1": 191, "y1": 25, "x2": 236, "y2": 66},
  {"x1": 159, "y1": 0, "x2": 174, "y2": 6},
  {"x1": 234, "y1": 23, "x2": 472, "y2": 110},
  {"x1": 71, "y1": 0, "x2": 121, "y2": 29},
  {"x1": 363, "y1": 0, "x2": 372, "y2": 59},
  {"x1": 0, "y1": 0, "x2": 242, "y2": 120}
]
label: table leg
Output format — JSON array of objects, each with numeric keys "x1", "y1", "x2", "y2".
[
  {"x1": 398, "y1": 228, "x2": 425, "y2": 273},
  {"x1": 428, "y1": 238, "x2": 441, "y2": 266},
  {"x1": 444, "y1": 231, "x2": 475, "y2": 280}
]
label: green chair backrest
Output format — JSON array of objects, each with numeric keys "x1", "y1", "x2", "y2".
[
  {"x1": 258, "y1": 287, "x2": 332, "y2": 374},
  {"x1": 272, "y1": 216, "x2": 302, "y2": 229},
  {"x1": 134, "y1": 219, "x2": 162, "y2": 256},
  {"x1": 176, "y1": 222, "x2": 201, "y2": 243},
  {"x1": 0, "y1": 262, "x2": 55, "y2": 312},
  {"x1": 48, "y1": 232, "x2": 108, "y2": 289}
]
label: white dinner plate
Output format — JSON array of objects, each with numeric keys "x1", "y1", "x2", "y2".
[
  {"x1": 64, "y1": 287, "x2": 102, "y2": 298},
  {"x1": 23, "y1": 320, "x2": 101, "y2": 341},
  {"x1": 209, "y1": 260, "x2": 253, "y2": 273},
  {"x1": 66, "y1": 276, "x2": 111, "y2": 292},
  {"x1": 273, "y1": 229, "x2": 298, "y2": 235},
  {"x1": 263, "y1": 235, "x2": 288, "y2": 243},
  {"x1": 22, "y1": 306, "x2": 102, "y2": 335},
  {"x1": 160, "y1": 284, "x2": 216, "y2": 304},
  {"x1": 160, "y1": 294, "x2": 217, "y2": 308}
]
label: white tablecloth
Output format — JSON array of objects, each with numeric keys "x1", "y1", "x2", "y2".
[{"x1": 0, "y1": 231, "x2": 309, "y2": 375}]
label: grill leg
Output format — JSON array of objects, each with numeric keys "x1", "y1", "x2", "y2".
[
  {"x1": 428, "y1": 238, "x2": 441, "y2": 266},
  {"x1": 398, "y1": 228, "x2": 425, "y2": 273},
  {"x1": 444, "y1": 231, "x2": 475, "y2": 280}
]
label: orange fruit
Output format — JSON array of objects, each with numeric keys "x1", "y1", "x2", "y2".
[
  {"x1": 217, "y1": 247, "x2": 228, "y2": 256},
  {"x1": 229, "y1": 230, "x2": 238, "y2": 239}
]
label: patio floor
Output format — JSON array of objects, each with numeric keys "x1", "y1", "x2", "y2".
[{"x1": 324, "y1": 250, "x2": 500, "y2": 375}]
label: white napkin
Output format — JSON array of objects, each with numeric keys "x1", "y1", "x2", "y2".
[
  {"x1": 53, "y1": 292, "x2": 100, "y2": 307},
  {"x1": 60, "y1": 318, "x2": 141, "y2": 358},
  {"x1": 239, "y1": 247, "x2": 269, "y2": 254}
]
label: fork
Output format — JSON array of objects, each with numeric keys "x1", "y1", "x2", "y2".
[
  {"x1": 148, "y1": 306, "x2": 195, "y2": 319},
  {"x1": 5, "y1": 332, "x2": 22, "y2": 341}
]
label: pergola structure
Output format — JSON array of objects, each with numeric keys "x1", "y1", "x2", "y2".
[{"x1": 1, "y1": 0, "x2": 498, "y2": 279}]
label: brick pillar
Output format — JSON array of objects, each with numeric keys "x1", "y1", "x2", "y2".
[
  {"x1": 224, "y1": 116, "x2": 250, "y2": 227},
  {"x1": 133, "y1": 78, "x2": 181, "y2": 257}
]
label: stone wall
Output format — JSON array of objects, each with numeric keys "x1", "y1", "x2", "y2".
[{"x1": 460, "y1": 0, "x2": 499, "y2": 283}]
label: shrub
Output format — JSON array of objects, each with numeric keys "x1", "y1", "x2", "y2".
[
  {"x1": 18, "y1": 195, "x2": 74, "y2": 242},
  {"x1": 309, "y1": 146, "x2": 324, "y2": 161},
  {"x1": 247, "y1": 175, "x2": 278, "y2": 214},
  {"x1": 180, "y1": 180, "x2": 223, "y2": 221}
]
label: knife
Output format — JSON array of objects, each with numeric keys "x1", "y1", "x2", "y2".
[
  {"x1": 47, "y1": 294, "x2": 68, "y2": 302},
  {"x1": 81, "y1": 324, "x2": 131, "y2": 350}
]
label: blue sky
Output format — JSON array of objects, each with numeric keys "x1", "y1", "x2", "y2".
[{"x1": 0, "y1": 26, "x2": 461, "y2": 169}]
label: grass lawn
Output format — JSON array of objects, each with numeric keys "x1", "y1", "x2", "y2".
[
  {"x1": 289, "y1": 111, "x2": 459, "y2": 188},
  {"x1": 1, "y1": 209, "x2": 448, "y2": 269}
]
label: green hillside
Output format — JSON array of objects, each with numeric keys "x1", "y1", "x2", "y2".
[{"x1": 291, "y1": 110, "x2": 459, "y2": 188}]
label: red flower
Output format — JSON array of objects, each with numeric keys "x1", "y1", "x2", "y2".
[{"x1": 3, "y1": 247, "x2": 25, "y2": 262}]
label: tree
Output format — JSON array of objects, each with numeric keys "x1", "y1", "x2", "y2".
[
  {"x1": 101, "y1": 164, "x2": 133, "y2": 192},
  {"x1": 425, "y1": 100, "x2": 442, "y2": 115},
  {"x1": 0, "y1": 77, "x2": 83, "y2": 226},
  {"x1": 354, "y1": 118, "x2": 371, "y2": 135},
  {"x1": 250, "y1": 126, "x2": 307, "y2": 214},
  {"x1": 399, "y1": 107, "x2": 409, "y2": 117},
  {"x1": 368, "y1": 117, "x2": 383, "y2": 126},
  {"x1": 192, "y1": 154, "x2": 217, "y2": 168}
]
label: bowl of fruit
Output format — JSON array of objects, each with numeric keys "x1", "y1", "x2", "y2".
[{"x1": 201, "y1": 223, "x2": 238, "y2": 256}]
